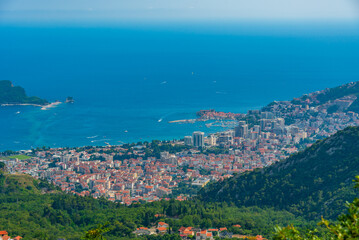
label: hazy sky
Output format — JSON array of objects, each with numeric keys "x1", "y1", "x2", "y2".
[{"x1": 1, "y1": 0, "x2": 359, "y2": 22}]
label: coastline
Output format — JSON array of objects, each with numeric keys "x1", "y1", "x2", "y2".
[
  {"x1": 40, "y1": 101, "x2": 62, "y2": 110},
  {"x1": 1, "y1": 103, "x2": 45, "y2": 107},
  {"x1": 1, "y1": 101, "x2": 62, "y2": 110}
]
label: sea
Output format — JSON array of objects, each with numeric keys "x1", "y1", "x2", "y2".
[{"x1": 1, "y1": 21, "x2": 359, "y2": 151}]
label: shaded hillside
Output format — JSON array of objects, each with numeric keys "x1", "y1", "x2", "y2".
[
  {"x1": 0, "y1": 80, "x2": 48, "y2": 105},
  {"x1": 198, "y1": 127, "x2": 359, "y2": 220}
]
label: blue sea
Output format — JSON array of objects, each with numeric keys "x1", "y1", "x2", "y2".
[{"x1": 1, "y1": 22, "x2": 359, "y2": 151}]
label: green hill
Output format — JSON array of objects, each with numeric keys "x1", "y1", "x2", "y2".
[
  {"x1": 198, "y1": 126, "x2": 359, "y2": 220},
  {"x1": 0, "y1": 169, "x2": 308, "y2": 239},
  {"x1": 0, "y1": 80, "x2": 48, "y2": 105}
]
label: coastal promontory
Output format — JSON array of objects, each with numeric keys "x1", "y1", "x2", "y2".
[{"x1": 0, "y1": 80, "x2": 48, "y2": 105}]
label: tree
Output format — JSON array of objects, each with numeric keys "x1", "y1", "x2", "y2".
[
  {"x1": 83, "y1": 223, "x2": 111, "y2": 240},
  {"x1": 273, "y1": 176, "x2": 359, "y2": 240}
]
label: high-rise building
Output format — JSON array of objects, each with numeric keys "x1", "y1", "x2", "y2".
[
  {"x1": 209, "y1": 134, "x2": 217, "y2": 146},
  {"x1": 235, "y1": 124, "x2": 248, "y2": 138},
  {"x1": 192, "y1": 131, "x2": 204, "y2": 147},
  {"x1": 260, "y1": 119, "x2": 271, "y2": 130},
  {"x1": 253, "y1": 125, "x2": 260, "y2": 133},
  {"x1": 184, "y1": 136, "x2": 193, "y2": 146},
  {"x1": 249, "y1": 131, "x2": 259, "y2": 140},
  {"x1": 261, "y1": 111, "x2": 274, "y2": 119},
  {"x1": 217, "y1": 131, "x2": 233, "y2": 145}
]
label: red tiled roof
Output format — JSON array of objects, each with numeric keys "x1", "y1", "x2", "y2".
[{"x1": 208, "y1": 229, "x2": 219, "y2": 232}]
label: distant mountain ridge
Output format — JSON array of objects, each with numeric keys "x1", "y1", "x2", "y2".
[
  {"x1": 198, "y1": 126, "x2": 359, "y2": 220},
  {"x1": 0, "y1": 80, "x2": 48, "y2": 105}
]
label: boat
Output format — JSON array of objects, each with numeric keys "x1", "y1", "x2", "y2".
[
  {"x1": 16, "y1": 111, "x2": 20, "y2": 114},
  {"x1": 158, "y1": 119, "x2": 163, "y2": 123},
  {"x1": 124, "y1": 130, "x2": 128, "y2": 133}
]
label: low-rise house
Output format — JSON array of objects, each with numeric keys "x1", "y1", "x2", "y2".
[
  {"x1": 179, "y1": 227, "x2": 195, "y2": 238},
  {"x1": 134, "y1": 227, "x2": 151, "y2": 236},
  {"x1": 196, "y1": 230, "x2": 213, "y2": 240},
  {"x1": 0, "y1": 231, "x2": 22, "y2": 240},
  {"x1": 157, "y1": 222, "x2": 169, "y2": 229},
  {"x1": 157, "y1": 227, "x2": 168, "y2": 234}
]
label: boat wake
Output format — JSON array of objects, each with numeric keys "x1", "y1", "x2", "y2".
[
  {"x1": 90, "y1": 139, "x2": 111, "y2": 143},
  {"x1": 87, "y1": 135, "x2": 98, "y2": 139}
]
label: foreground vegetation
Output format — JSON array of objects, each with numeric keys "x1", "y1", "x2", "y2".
[
  {"x1": 85, "y1": 176, "x2": 359, "y2": 239},
  {"x1": 274, "y1": 176, "x2": 359, "y2": 240},
  {"x1": 0, "y1": 168, "x2": 309, "y2": 239}
]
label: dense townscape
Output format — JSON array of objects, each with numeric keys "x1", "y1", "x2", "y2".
[{"x1": 2, "y1": 82, "x2": 359, "y2": 207}]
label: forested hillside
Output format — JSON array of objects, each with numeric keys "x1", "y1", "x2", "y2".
[
  {"x1": 199, "y1": 127, "x2": 359, "y2": 220},
  {"x1": 0, "y1": 80, "x2": 48, "y2": 105},
  {"x1": 0, "y1": 169, "x2": 308, "y2": 239}
]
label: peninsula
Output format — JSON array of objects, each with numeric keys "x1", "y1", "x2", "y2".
[{"x1": 0, "y1": 80, "x2": 48, "y2": 106}]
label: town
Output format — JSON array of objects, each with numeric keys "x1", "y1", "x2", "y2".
[{"x1": 2, "y1": 83, "x2": 359, "y2": 208}]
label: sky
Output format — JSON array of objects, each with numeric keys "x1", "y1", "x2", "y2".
[{"x1": 1, "y1": 0, "x2": 359, "y2": 23}]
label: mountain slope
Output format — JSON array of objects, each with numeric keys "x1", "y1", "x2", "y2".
[
  {"x1": 198, "y1": 127, "x2": 359, "y2": 220},
  {"x1": 290, "y1": 81, "x2": 359, "y2": 113}
]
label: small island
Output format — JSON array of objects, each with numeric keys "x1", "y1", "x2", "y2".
[
  {"x1": 0, "y1": 80, "x2": 48, "y2": 106},
  {"x1": 65, "y1": 96, "x2": 75, "y2": 103}
]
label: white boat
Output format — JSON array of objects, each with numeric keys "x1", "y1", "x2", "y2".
[
  {"x1": 158, "y1": 119, "x2": 163, "y2": 122},
  {"x1": 16, "y1": 111, "x2": 20, "y2": 114}
]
